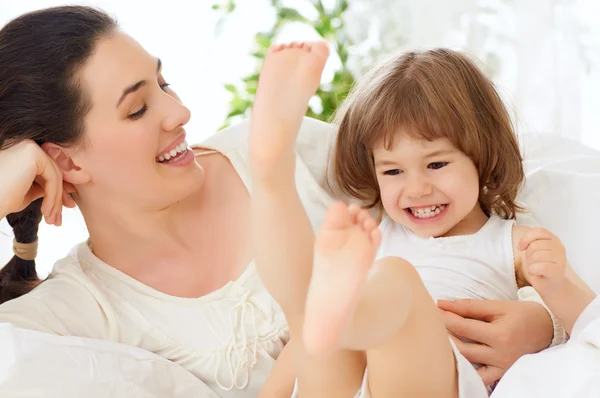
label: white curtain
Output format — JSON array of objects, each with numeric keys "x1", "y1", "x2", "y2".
[{"x1": 344, "y1": 0, "x2": 600, "y2": 148}]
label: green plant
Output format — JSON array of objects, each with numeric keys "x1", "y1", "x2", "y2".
[{"x1": 213, "y1": 0, "x2": 356, "y2": 130}]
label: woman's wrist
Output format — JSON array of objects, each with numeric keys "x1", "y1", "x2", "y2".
[{"x1": 518, "y1": 286, "x2": 567, "y2": 348}]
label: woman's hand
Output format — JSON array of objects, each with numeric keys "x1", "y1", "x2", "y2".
[
  {"x1": 0, "y1": 140, "x2": 75, "y2": 224},
  {"x1": 438, "y1": 299, "x2": 553, "y2": 385}
]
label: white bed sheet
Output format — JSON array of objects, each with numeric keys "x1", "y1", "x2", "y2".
[
  {"x1": 0, "y1": 323, "x2": 219, "y2": 398},
  {"x1": 492, "y1": 296, "x2": 600, "y2": 398}
]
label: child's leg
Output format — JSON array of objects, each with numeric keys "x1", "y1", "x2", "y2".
[
  {"x1": 362, "y1": 259, "x2": 459, "y2": 397},
  {"x1": 305, "y1": 203, "x2": 461, "y2": 397},
  {"x1": 249, "y1": 42, "x2": 365, "y2": 397}
]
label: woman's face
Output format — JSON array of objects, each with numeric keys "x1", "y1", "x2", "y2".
[{"x1": 68, "y1": 31, "x2": 203, "y2": 211}]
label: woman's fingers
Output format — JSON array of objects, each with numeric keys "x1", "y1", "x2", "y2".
[
  {"x1": 62, "y1": 188, "x2": 76, "y2": 208},
  {"x1": 34, "y1": 150, "x2": 62, "y2": 224},
  {"x1": 49, "y1": 159, "x2": 64, "y2": 225}
]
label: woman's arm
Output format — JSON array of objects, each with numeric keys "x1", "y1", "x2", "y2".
[
  {"x1": 514, "y1": 226, "x2": 596, "y2": 334},
  {"x1": 439, "y1": 225, "x2": 597, "y2": 386},
  {"x1": 258, "y1": 340, "x2": 296, "y2": 398}
]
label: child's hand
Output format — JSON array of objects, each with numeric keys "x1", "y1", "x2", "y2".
[{"x1": 518, "y1": 228, "x2": 567, "y2": 294}]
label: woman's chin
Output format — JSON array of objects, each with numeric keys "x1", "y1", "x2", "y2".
[{"x1": 163, "y1": 167, "x2": 206, "y2": 202}]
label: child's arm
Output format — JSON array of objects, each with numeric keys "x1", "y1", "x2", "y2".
[
  {"x1": 258, "y1": 341, "x2": 296, "y2": 398},
  {"x1": 513, "y1": 226, "x2": 596, "y2": 334}
]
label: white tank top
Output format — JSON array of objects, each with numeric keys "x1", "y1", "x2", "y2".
[{"x1": 376, "y1": 215, "x2": 519, "y2": 302}]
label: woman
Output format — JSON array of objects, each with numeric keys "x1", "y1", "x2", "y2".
[{"x1": 0, "y1": 5, "x2": 560, "y2": 397}]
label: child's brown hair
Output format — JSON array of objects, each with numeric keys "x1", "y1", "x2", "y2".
[{"x1": 332, "y1": 48, "x2": 524, "y2": 219}]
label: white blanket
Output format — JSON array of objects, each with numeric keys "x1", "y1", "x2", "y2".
[
  {"x1": 0, "y1": 323, "x2": 219, "y2": 398},
  {"x1": 492, "y1": 296, "x2": 600, "y2": 398}
]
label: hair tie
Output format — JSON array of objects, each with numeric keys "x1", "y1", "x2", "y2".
[{"x1": 12, "y1": 239, "x2": 38, "y2": 261}]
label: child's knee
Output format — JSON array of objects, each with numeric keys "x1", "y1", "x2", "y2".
[
  {"x1": 373, "y1": 256, "x2": 421, "y2": 282},
  {"x1": 372, "y1": 256, "x2": 431, "y2": 302}
]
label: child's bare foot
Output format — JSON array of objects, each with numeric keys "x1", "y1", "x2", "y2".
[
  {"x1": 303, "y1": 202, "x2": 381, "y2": 356},
  {"x1": 249, "y1": 41, "x2": 329, "y2": 181}
]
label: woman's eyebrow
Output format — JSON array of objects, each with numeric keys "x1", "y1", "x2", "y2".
[{"x1": 116, "y1": 58, "x2": 162, "y2": 107}]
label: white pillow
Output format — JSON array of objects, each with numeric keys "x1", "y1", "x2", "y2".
[
  {"x1": 517, "y1": 134, "x2": 600, "y2": 293},
  {"x1": 0, "y1": 323, "x2": 219, "y2": 398}
]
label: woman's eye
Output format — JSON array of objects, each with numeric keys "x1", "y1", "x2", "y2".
[
  {"x1": 428, "y1": 162, "x2": 448, "y2": 170},
  {"x1": 128, "y1": 105, "x2": 147, "y2": 120},
  {"x1": 160, "y1": 82, "x2": 170, "y2": 91},
  {"x1": 383, "y1": 169, "x2": 402, "y2": 176}
]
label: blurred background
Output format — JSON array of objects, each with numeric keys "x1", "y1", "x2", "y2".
[{"x1": 1, "y1": 0, "x2": 599, "y2": 275}]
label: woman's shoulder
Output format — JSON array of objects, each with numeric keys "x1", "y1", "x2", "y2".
[
  {"x1": 0, "y1": 242, "x2": 118, "y2": 339},
  {"x1": 194, "y1": 117, "x2": 343, "y2": 201},
  {"x1": 194, "y1": 119, "x2": 252, "y2": 155},
  {"x1": 195, "y1": 117, "x2": 337, "y2": 169}
]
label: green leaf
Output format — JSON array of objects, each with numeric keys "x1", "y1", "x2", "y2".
[
  {"x1": 337, "y1": 46, "x2": 349, "y2": 64},
  {"x1": 226, "y1": 1, "x2": 236, "y2": 13},
  {"x1": 224, "y1": 84, "x2": 238, "y2": 94},
  {"x1": 217, "y1": 1, "x2": 358, "y2": 131},
  {"x1": 312, "y1": 0, "x2": 325, "y2": 15},
  {"x1": 218, "y1": 121, "x2": 232, "y2": 131},
  {"x1": 277, "y1": 7, "x2": 308, "y2": 23},
  {"x1": 226, "y1": 108, "x2": 245, "y2": 118},
  {"x1": 339, "y1": 0, "x2": 349, "y2": 13},
  {"x1": 229, "y1": 97, "x2": 253, "y2": 114},
  {"x1": 244, "y1": 79, "x2": 258, "y2": 94},
  {"x1": 251, "y1": 47, "x2": 269, "y2": 60},
  {"x1": 255, "y1": 32, "x2": 272, "y2": 49},
  {"x1": 242, "y1": 73, "x2": 260, "y2": 83}
]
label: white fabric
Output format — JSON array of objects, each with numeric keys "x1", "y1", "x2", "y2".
[
  {"x1": 344, "y1": 0, "x2": 591, "y2": 144},
  {"x1": 488, "y1": 133, "x2": 600, "y2": 397},
  {"x1": 0, "y1": 117, "x2": 337, "y2": 398},
  {"x1": 0, "y1": 322, "x2": 220, "y2": 398},
  {"x1": 492, "y1": 296, "x2": 600, "y2": 398},
  {"x1": 518, "y1": 133, "x2": 600, "y2": 293},
  {"x1": 377, "y1": 215, "x2": 518, "y2": 303},
  {"x1": 291, "y1": 372, "x2": 368, "y2": 398}
]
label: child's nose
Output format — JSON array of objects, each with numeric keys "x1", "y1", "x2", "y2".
[{"x1": 405, "y1": 176, "x2": 433, "y2": 198}]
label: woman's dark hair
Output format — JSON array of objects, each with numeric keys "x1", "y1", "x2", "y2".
[
  {"x1": 0, "y1": 199, "x2": 43, "y2": 302},
  {"x1": 0, "y1": 6, "x2": 118, "y2": 303}
]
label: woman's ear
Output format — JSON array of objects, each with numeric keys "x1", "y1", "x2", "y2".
[{"x1": 41, "y1": 142, "x2": 91, "y2": 185}]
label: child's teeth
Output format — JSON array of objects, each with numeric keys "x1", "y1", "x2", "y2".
[
  {"x1": 410, "y1": 204, "x2": 445, "y2": 218},
  {"x1": 158, "y1": 156, "x2": 165, "y2": 162}
]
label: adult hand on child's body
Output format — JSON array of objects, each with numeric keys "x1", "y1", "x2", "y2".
[{"x1": 438, "y1": 298, "x2": 553, "y2": 385}]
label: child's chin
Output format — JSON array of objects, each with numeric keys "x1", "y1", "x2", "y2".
[{"x1": 410, "y1": 223, "x2": 450, "y2": 238}]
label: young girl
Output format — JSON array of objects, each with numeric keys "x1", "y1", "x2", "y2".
[{"x1": 249, "y1": 43, "x2": 596, "y2": 397}]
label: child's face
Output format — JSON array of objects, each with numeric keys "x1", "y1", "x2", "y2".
[{"x1": 373, "y1": 133, "x2": 487, "y2": 238}]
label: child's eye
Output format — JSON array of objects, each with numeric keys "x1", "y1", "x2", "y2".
[
  {"x1": 428, "y1": 162, "x2": 448, "y2": 170},
  {"x1": 160, "y1": 82, "x2": 171, "y2": 91},
  {"x1": 128, "y1": 105, "x2": 147, "y2": 120},
  {"x1": 383, "y1": 169, "x2": 402, "y2": 176}
]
